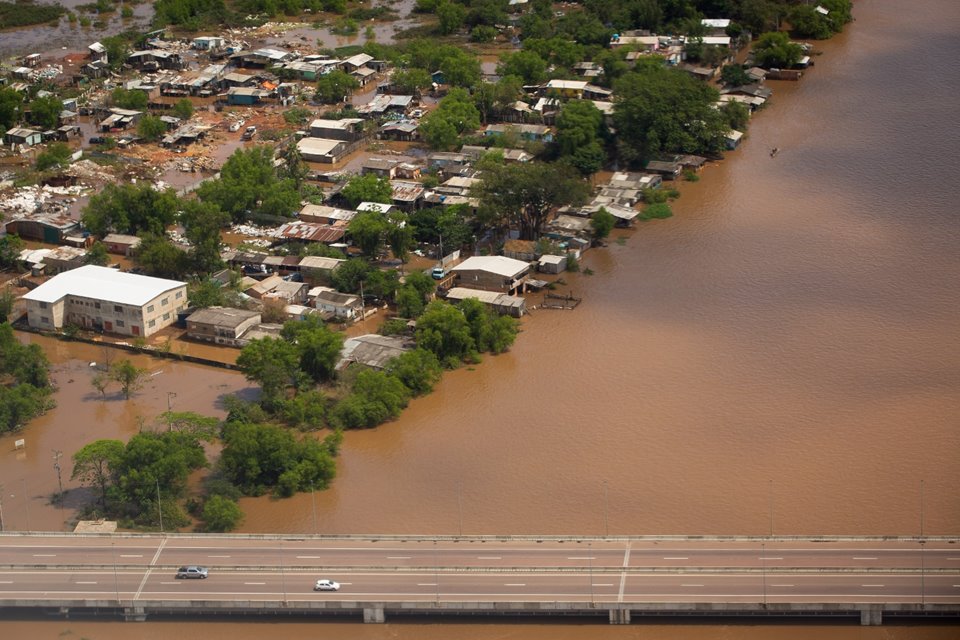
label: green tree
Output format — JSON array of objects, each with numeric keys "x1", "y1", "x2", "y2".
[
  {"x1": 0, "y1": 234, "x2": 22, "y2": 270},
  {"x1": 419, "y1": 113, "x2": 459, "y2": 151},
  {"x1": 172, "y1": 98, "x2": 194, "y2": 120},
  {"x1": 281, "y1": 316, "x2": 345, "y2": 383},
  {"x1": 35, "y1": 142, "x2": 72, "y2": 171},
  {"x1": 386, "y1": 212, "x2": 415, "y2": 263},
  {"x1": 497, "y1": 50, "x2": 548, "y2": 85},
  {"x1": 613, "y1": 62, "x2": 726, "y2": 164},
  {"x1": 752, "y1": 31, "x2": 804, "y2": 69},
  {"x1": 196, "y1": 146, "x2": 298, "y2": 222},
  {"x1": 0, "y1": 86, "x2": 23, "y2": 131},
  {"x1": 330, "y1": 370, "x2": 410, "y2": 429},
  {"x1": 385, "y1": 348, "x2": 442, "y2": 395},
  {"x1": 81, "y1": 182, "x2": 180, "y2": 238},
  {"x1": 134, "y1": 233, "x2": 190, "y2": 279},
  {"x1": 720, "y1": 101, "x2": 750, "y2": 132},
  {"x1": 474, "y1": 161, "x2": 589, "y2": 240},
  {"x1": 720, "y1": 64, "x2": 751, "y2": 87},
  {"x1": 100, "y1": 35, "x2": 130, "y2": 70},
  {"x1": 315, "y1": 69, "x2": 360, "y2": 104},
  {"x1": 439, "y1": 49, "x2": 481, "y2": 88},
  {"x1": 137, "y1": 114, "x2": 167, "y2": 142},
  {"x1": 109, "y1": 359, "x2": 147, "y2": 399},
  {"x1": 415, "y1": 300, "x2": 476, "y2": 367},
  {"x1": 341, "y1": 173, "x2": 392, "y2": 208},
  {"x1": 85, "y1": 241, "x2": 110, "y2": 266},
  {"x1": 458, "y1": 297, "x2": 517, "y2": 354},
  {"x1": 556, "y1": 100, "x2": 607, "y2": 176},
  {"x1": 110, "y1": 87, "x2": 147, "y2": 110},
  {"x1": 348, "y1": 209, "x2": 389, "y2": 258},
  {"x1": 279, "y1": 389, "x2": 328, "y2": 430},
  {"x1": 115, "y1": 430, "x2": 207, "y2": 508},
  {"x1": 390, "y1": 68, "x2": 432, "y2": 95},
  {"x1": 202, "y1": 495, "x2": 243, "y2": 532},
  {"x1": 436, "y1": 0, "x2": 466, "y2": 34},
  {"x1": 395, "y1": 285, "x2": 424, "y2": 318},
  {"x1": 590, "y1": 207, "x2": 616, "y2": 241},
  {"x1": 27, "y1": 95, "x2": 63, "y2": 130},
  {"x1": 330, "y1": 258, "x2": 371, "y2": 293},
  {"x1": 236, "y1": 337, "x2": 301, "y2": 410},
  {"x1": 71, "y1": 439, "x2": 124, "y2": 507},
  {"x1": 179, "y1": 199, "x2": 228, "y2": 275}
]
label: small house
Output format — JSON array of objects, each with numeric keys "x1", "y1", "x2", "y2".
[
  {"x1": 537, "y1": 254, "x2": 567, "y2": 274},
  {"x1": 192, "y1": 36, "x2": 225, "y2": 51},
  {"x1": 310, "y1": 286, "x2": 363, "y2": 320},
  {"x1": 5, "y1": 127, "x2": 43, "y2": 147},
  {"x1": 445, "y1": 287, "x2": 526, "y2": 317},
  {"x1": 337, "y1": 334, "x2": 413, "y2": 371},
  {"x1": 102, "y1": 233, "x2": 142, "y2": 256},
  {"x1": 186, "y1": 307, "x2": 261, "y2": 346},
  {"x1": 725, "y1": 129, "x2": 744, "y2": 150},
  {"x1": 451, "y1": 256, "x2": 530, "y2": 294},
  {"x1": 296, "y1": 137, "x2": 348, "y2": 163},
  {"x1": 309, "y1": 118, "x2": 365, "y2": 141}
]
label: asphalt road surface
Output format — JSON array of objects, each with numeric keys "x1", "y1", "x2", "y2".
[{"x1": 0, "y1": 535, "x2": 957, "y2": 605}]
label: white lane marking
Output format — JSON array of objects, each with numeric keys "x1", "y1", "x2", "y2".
[
  {"x1": 663, "y1": 557, "x2": 688, "y2": 560},
  {"x1": 504, "y1": 583, "x2": 526, "y2": 587},
  {"x1": 76, "y1": 581, "x2": 98, "y2": 584},
  {"x1": 477, "y1": 556, "x2": 502, "y2": 560},
  {"x1": 760, "y1": 557, "x2": 783, "y2": 560},
  {"x1": 0, "y1": 581, "x2": 13, "y2": 584},
  {"x1": 948, "y1": 558, "x2": 960, "y2": 561},
  {"x1": 619, "y1": 543, "x2": 631, "y2": 603},
  {"x1": 681, "y1": 584, "x2": 704, "y2": 587},
  {"x1": 592, "y1": 583, "x2": 614, "y2": 587},
  {"x1": 296, "y1": 556, "x2": 321, "y2": 559},
  {"x1": 150, "y1": 538, "x2": 167, "y2": 566},
  {"x1": 207, "y1": 555, "x2": 231, "y2": 558},
  {"x1": 853, "y1": 557, "x2": 878, "y2": 560},
  {"x1": 120, "y1": 555, "x2": 143, "y2": 558},
  {"x1": 567, "y1": 556, "x2": 595, "y2": 560},
  {"x1": 387, "y1": 556, "x2": 411, "y2": 560},
  {"x1": 244, "y1": 582, "x2": 266, "y2": 585},
  {"x1": 32, "y1": 554, "x2": 56, "y2": 557},
  {"x1": 160, "y1": 582, "x2": 180, "y2": 585},
  {"x1": 771, "y1": 584, "x2": 795, "y2": 587},
  {"x1": 861, "y1": 584, "x2": 885, "y2": 587},
  {"x1": 416, "y1": 583, "x2": 437, "y2": 586}
]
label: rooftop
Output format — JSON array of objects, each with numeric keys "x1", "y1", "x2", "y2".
[
  {"x1": 187, "y1": 306, "x2": 260, "y2": 328},
  {"x1": 23, "y1": 265, "x2": 185, "y2": 306},
  {"x1": 452, "y1": 256, "x2": 530, "y2": 278}
]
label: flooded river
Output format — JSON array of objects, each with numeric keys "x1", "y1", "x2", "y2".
[{"x1": 2, "y1": 0, "x2": 958, "y2": 635}]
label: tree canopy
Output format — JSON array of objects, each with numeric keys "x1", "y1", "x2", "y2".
[
  {"x1": 196, "y1": 146, "x2": 300, "y2": 222},
  {"x1": 613, "y1": 62, "x2": 726, "y2": 164},
  {"x1": 474, "y1": 161, "x2": 590, "y2": 240},
  {"x1": 81, "y1": 183, "x2": 179, "y2": 238}
]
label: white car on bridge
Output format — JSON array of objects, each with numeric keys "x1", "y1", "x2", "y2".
[{"x1": 314, "y1": 579, "x2": 340, "y2": 591}]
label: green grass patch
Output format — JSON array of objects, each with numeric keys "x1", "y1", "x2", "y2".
[{"x1": 0, "y1": 1, "x2": 66, "y2": 28}]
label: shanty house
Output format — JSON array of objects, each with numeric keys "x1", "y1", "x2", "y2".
[
  {"x1": 186, "y1": 306, "x2": 261, "y2": 346},
  {"x1": 451, "y1": 256, "x2": 531, "y2": 294}
]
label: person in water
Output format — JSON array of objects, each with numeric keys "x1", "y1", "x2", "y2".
[{"x1": 770, "y1": 147, "x2": 779, "y2": 157}]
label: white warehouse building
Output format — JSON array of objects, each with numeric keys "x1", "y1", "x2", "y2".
[{"x1": 23, "y1": 265, "x2": 188, "y2": 338}]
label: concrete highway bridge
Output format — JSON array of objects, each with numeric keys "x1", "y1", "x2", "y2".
[{"x1": 1, "y1": 533, "x2": 958, "y2": 626}]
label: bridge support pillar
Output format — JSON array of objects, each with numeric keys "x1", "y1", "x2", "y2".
[
  {"x1": 123, "y1": 606, "x2": 148, "y2": 622},
  {"x1": 860, "y1": 606, "x2": 882, "y2": 626},
  {"x1": 363, "y1": 607, "x2": 385, "y2": 624},
  {"x1": 608, "y1": 608, "x2": 631, "y2": 625}
]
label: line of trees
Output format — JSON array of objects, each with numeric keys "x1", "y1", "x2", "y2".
[{"x1": 0, "y1": 323, "x2": 54, "y2": 434}]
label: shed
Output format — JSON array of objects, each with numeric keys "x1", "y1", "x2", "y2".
[
  {"x1": 537, "y1": 254, "x2": 567, "y2": 274},
  {"x1": 102, "y1": 233, "x2": 142, "y2": 256}
]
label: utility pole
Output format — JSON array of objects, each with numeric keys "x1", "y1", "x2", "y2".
[
  {"x1": 52, "y1": 450, "x2": 64, "y2": 499},
  {"x1": 21, "y1": 478, "x2": 29, "y2": 531},
  {"x1": 457, "y1": 480, "x2": 463, "y2": 537},
  {"x1": 0, "y1": 485, "x2": 4, "y2": 532},
  {"x1": 156, "y1": 478, "x2": 163, "y2": 532}
]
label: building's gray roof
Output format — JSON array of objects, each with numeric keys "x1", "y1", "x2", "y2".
[
  {"x1": 338, "y1": 334, "x2": 413, "y2": 370},
  {"x1": 23, "y1": 265, "x2": 184, "y2": 305},
  {"x1": 452, "y1": 256, "x2": 530, "y2": 278},
  {"x1": 187, "y1": 306, "x2": 260, "y2": 328}
]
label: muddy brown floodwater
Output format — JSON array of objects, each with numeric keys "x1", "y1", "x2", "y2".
[
  {"x1": 0, "y1": 334, "x2": 256, "y2": 532},
  {"x1": 3, "y1": 0, "x2": 959, "y2": 637}
]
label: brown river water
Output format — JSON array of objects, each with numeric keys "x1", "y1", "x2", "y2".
[{"x1": 2, "y1": 0, "x2": 959, "y2": 636}]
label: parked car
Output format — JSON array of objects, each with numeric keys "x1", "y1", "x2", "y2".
[
  {"x1": 314, "y1": 579, "x2": 340, "y2": 591},
  {"x1": 89, "y1": 136, "x2": 105, "y2": 145},
  {"x1": 176, "y1": 566, "x2": 209, "y2": 579},
  {"x1": 241, "y1": 125, "x2": 257, "y2": 140},
  {"x1": 431, "y1": 266, "x2": 446, "y2": 280}
]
